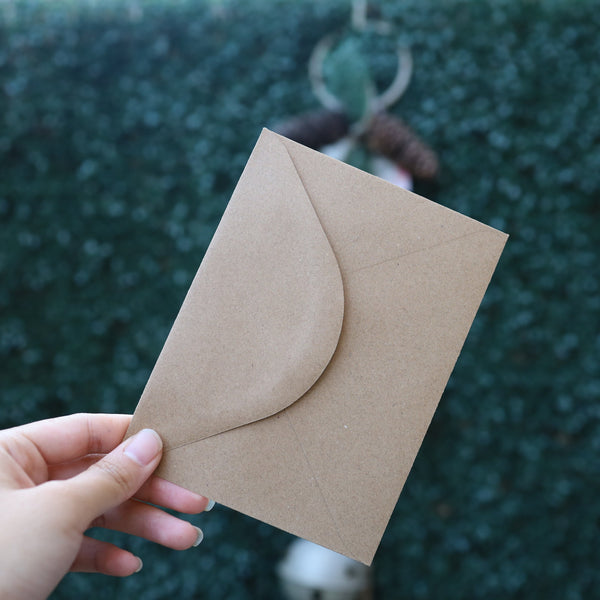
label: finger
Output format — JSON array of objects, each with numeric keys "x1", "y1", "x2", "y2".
[
  {"x1": 65, "y1": 429, "x2": 163, "y2": 527},
  {"x1": 12, "y1": 414, "x2": 131, "y2": 465},
  {"x1": 71, "y1": 536, "x2": 142, "y2": 576},
  {"x1": 51, "y1": 458, "x2": 209, "y2": 514},
  {"x1": 135, "y1": 477, "x2": 210, "y2": 514},
  {"x1": 48, "y1": 454, "x2": 103, "y2": 480},
  {"x1": 91, "y1": 499, "x2": 203, "y2": 550}
]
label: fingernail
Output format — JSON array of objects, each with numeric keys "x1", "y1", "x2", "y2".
[
  {"x1": 192, "y1": 526, "x2": 204, "y2": 547},
  {"x1": 135, "y1": 557, "x2": 143, "y2": 573},
  {"x1": 124, "y1": 429, "x2": 163, "y2": 466},
  {"x1": 205, "y1": 499, "x2": 215, "y2": 512}
]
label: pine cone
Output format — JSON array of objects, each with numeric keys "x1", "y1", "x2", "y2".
[
  {"x1": 273, "y1": 110, "x2": 349, "y2": 150},
  {"x1": 364, "y1": 112, "x2": 439, "y2": 179}
]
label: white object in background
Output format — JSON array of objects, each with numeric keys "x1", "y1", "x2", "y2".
[
  {"x1": 277, "y1": 538, "x2": 372, "y2": 600},
  {"x1": 321, "y1": 140, "x2": 413, "y2": 192},
  {"x1": 370, "y1": 155, "x2": 413, "y2": 191},
  {"x1": 320, "y1": 138, "x2": 356, "y2": 163}
]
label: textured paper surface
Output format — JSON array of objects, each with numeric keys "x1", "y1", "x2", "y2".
[{"x1": 128, "y1": 129, "x2": 508, "y2": 565}]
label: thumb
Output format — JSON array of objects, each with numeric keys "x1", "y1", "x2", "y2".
[{"x1": 65, "y1": 429, "x2": 163, "y2": 526}]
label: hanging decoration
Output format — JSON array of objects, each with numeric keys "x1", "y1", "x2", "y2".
[{"x1": 274, "y1": 0, "x2": 438, "y2": 191}]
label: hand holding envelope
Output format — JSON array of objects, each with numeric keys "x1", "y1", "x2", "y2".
[{"x1": 128, "y1": 129, "x2": 507, "y2": 564}]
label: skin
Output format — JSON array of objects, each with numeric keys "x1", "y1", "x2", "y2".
[{"x1": 0, "y1": 413, "x2": 210, "y2": 600}]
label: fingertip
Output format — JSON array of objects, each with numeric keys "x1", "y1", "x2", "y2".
[
  {"x1": 135, "y1": 478, "x2": 209, "y2": 514},
  {"x1": 171, "y1": 523, "x2": 205, "y2": 550},
  {"x1": 134, "y1": 557, "x2": 143, "y2": 574},
  {"x1": 106, "y1": 550, "x2": 144, "y2": 577},
  {"x1": 123, "y1": 429, "x2": 163, "y2": 467},
  {"x1": 192, "y1": 526, "x2": 204, "y2": 547},
  {"x1": 73, "y1": 537, "x2": 145, "y2": 577}
]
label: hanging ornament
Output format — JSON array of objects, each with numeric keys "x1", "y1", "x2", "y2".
[
  {"x1": 273, "y1": 0, "x2": 438, "y2": 191},
  {"x1": 274, "y1": 110, "x2": 349, "y2": 151},
  {"x1": 365, "y1": 112, "x2": 439, "y2": 180}
]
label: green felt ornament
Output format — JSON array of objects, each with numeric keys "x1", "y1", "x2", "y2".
[{"x1": 322, "y1": 35, "x2": 374, "y2": 123}]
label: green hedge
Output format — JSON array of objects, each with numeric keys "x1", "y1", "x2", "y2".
[{"x1": 1, "y1": 1, "x2": 599, "y2": 598}]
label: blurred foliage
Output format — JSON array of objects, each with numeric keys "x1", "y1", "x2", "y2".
[{"x1": 1, "y1": 0, "x2": 599, "y2": 598}]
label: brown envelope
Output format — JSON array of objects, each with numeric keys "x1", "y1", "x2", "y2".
[{"x1": 128, "y1": 128, "x2": 508, "y2": 565}]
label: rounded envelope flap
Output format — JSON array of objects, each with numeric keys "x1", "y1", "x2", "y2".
[{"x1": 133, "y1": 130, "x2": 344, "y2": 449}]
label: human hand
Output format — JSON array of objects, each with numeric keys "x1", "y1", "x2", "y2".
[{"x1": 0, "y1": 413, "x2": 211, "y2": 600}]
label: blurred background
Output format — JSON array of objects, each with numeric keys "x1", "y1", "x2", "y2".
[{"x1": 1, "y1": 0, "x2": 599, "y2": 597}]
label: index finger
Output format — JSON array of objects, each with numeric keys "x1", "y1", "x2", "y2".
[{"x1": 7, "y1": 413, "x2": 132, "y2": 465}]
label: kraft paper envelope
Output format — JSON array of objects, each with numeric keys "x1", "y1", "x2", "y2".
[{"x1": 128, "y1": 128, "x2": 507, "y2": 565}]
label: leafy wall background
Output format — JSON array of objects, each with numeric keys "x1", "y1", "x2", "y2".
[{"x1": 1, "y1": 1, "x2": 599, "y2": 597}]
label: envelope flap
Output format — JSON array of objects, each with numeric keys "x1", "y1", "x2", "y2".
[{"x1": 130, "y1": 130, "x2": 344, "y2": 449}]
